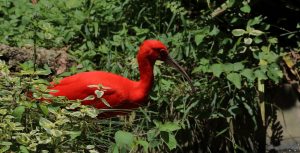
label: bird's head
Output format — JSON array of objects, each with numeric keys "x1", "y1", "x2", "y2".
[
  {"x1": 139, "y1": 39, "x2": 195, "y2": 92},
  {"x1": 139, "y1": 39, "x2": 169, "y2": 61}
]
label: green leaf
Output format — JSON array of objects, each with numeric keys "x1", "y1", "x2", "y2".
[
  {"x1": 94, "y1": 22, "x2": 99, "y2": 37},
  {"x1": 39, "y1": 117, "x2": 55, "y2": 129},
  {"x1": 147, "y1": 129, "x2": 159, "y2": 142},
  {"x1": 244, "y1": 37, "x2": 252, "y2": 45},
  {"x1": 15, "y1": 133, "x2": 30, "y2": 145},
  {"x1": 86, "y1": 145, "x2": 95, "y2": 150},
  {"x1": 267, "y1": 64, "x2": 283, "y2": 83},
  {"x1": 55, "y1": 117, "x2": 70, "y2": 126},
  {"x1": 111, "y1": 144, "x2": 119, "y2": 153},
  {"x1": 167, "y1": 133, "x2": 177, "y2": 150},
  {"x1": 226, "y1": 0, "x2": 235, "y2": 7},
  {"x1": 268, "y1": 37, "x2": 278, "y2": 44},
  {"x1": 240, "y1": 4, "x2": 251, "y2": 13},
  {"x1": 114, "y1": 131, "x2": 135, "y2": 149},
  {"x1": 216, "y1": 128, "x2": 229, "y2": 137},
  {"x1": 241, "y1": 69, "x2": 255, "y2": 81},
  {"x1": 65, "y1": 0, "x2": 82, "y2": 8},
  {"x1": 210, "y1": 64, "x2": 223, "y2": 77},
  {"x1": 158, "y1": 122, "x2": 181, "y2": 132},
  {"x1": 209, "y1": 26, "x2": 220, "y2": 36},
  {"x1": 248, "y1": 28, "x2": 264, "y2": 36},
  {"x1": 101, "y1": 98, "x2": 111, "y2": 108},
  {"x1": 242, "y1": 102, "x2": 253, "y2": 116},
  {"x1": 67, "y1": 103, "x2": 81, "y2": 109},
  {"x1": 69, "y1": 111, "x2": 83, "y2": 117},
  {"x1": 66, "y1": 131, "x2": 81, "y2": 140},
  {"x1": 38, "y1": 104, "x2": 49, "y2": 116},
  {"x1": 195, "y1": 34, "x2": 205, "y2": 45},
  {"x1": 227, "y1": 73, "x2": 242, "y2": 89},
  {"x1": 95, "y1": 90, "x2": 104, "y2": 98},
  {"x1": 85, "y1": 108, "x2": 99, "y2": 118},
  {"x1": 0, "y1": 109, "x2": 7, "y2": 115},
  {"x1": 232, "y1": 62, "x2": 244, "y2": 71},
  {"x1": 193, "y1": 58, "x2": 210, "y2": 73},
  {"x1": 137, "y1": 140, "x2": 149, "y2": 153},
  {"x1": 161, "y1": 132, "x2": 177, "y2": 150},
  {"x1": 232, "y1": 29, "x2": 246, "y2": 36},
  {"x1": 223, "y1": 63, "x2": 234, "y2": 73},
  {"x1": 19, "y1": 145, "x2": 29, "y2": 153},
  {"x1": 0, "y1": 141, "x2": 12, "y2": 146},
  {"x1": 254, "y1": 37, "x2": 263, "y2": 44},
  {"x1": 228, "y1": 105, "x2": 240, "y2": 118},
  {"x1": 258, "y1": 51, "x2": 279, "y2": 63},
  {"x1": 254, "y1": 70, "x2": 268, "y2": 80},
  {"x1": 50, "y1": 129, "x2": 63, "y2": 137},
  {"x1": 247, "y1": 16, "x2": 263, "y2": 26},
  {"x1": 0, "y1": 146, "x2": 10, "y2": 153},
  {"x1": 83, "y1": 95, "x2": 95, "y2": 101},
  {"x1": 12, "y1": 106, "x2": 25, "y2": 122},
  {"x1": 199, "y1": 58, "x2": 210, "y2": 65}
]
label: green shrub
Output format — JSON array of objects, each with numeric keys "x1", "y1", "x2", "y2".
[{"x1": 0, "y1": 0, "x2": 299, "y2": 152}]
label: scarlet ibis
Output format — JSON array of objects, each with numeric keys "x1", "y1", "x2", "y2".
[{"x1": 48, "y1": 40, "x2": 193, "y2": 111}]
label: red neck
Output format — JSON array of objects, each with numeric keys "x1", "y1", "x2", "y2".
[{"x1": 136, "y1": 49, "x2": 155, "y2": 95}]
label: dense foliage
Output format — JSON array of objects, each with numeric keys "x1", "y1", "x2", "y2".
[{"x1": 0, "y1": 0, "x2": 299, "y2": 152}]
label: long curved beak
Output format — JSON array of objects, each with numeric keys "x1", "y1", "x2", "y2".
[{"x1": 165, "y1": 55, "x2": 195, "y2": 93}]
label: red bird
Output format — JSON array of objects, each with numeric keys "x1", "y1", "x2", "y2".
[{"x1": 48, "y1": 40, "x2": 193, "y2": 112}]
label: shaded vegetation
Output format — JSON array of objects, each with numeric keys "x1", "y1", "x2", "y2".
[{"x1": 0, "y1": 0, "x2": 299, "y2": 152}]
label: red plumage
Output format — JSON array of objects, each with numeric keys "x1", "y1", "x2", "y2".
[{"x1": 47, "y1": 40, "x2": 193, "y2": 114}]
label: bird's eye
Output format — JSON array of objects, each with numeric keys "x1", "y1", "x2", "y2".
[
  {"x1": 159, "y1": 50, "x2": 167, "y2": 56},
  {"x1": 158, "y1": 49, "x2": 168, "y2": 60}
]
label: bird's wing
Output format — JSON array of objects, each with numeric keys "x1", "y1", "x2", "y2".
[
  {"x1": 48, "y1": 71, "x2": 135, "y2": 109},
  {"x1": 49, "y1": 73, "x2": 129, "y2": 109}
]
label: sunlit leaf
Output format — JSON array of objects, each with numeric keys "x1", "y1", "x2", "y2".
[
  {"x1": 39, "y1": 117, "x2": 55, "y2": 129},
  {"x1": 227, "y1": 73, "x2": 242, "y2": 89},
  {"x1": 0, "y1": 109, "x2": 7, "y2": 115},
  {"x1": 69, "y1": 111, "x2": 83, "y2": 117},
  {"x1": 65, "y1": 0, "x2": 82, "y2": 8},
  {"x1": 0, "y1": 142, "x2": 12, "y2": 146},
  {"x1": 195, "y1": 34, "x2": 205, "y2": 45},
  {"x1": 210, "y1": 64, "x2": 223, "y2": 77},
  {"x1": 50, "y1": 129, "x2": 63, "y2": 137},
  {"x1": 248, "y1": 28, "x2": 264, "y2": 36},
  {"x1": 158, "y1": 122, "x2": 181, "y2": 132},
  {"x1": 244, "y1": 37, "x2": 252, "y2": 45},
  {"x1": 0, "y1": 146, "x2": 10, "y2": 153},
  {"x1": 15, "y1": 133, "x2": 30, "y2": 145},
  {"x1": 209, "y1": 26, "x2": 220, "y2": 36},
  {"x1": 232, "y1": 29, "x2": 246, "y2": 36},
  {"x1": 240, "y1": 4, "x2": 251, "y2": 13},
  {"x1": 19, "y1": 145, "x2": 29, "y2": 153},
  {"x1": 86, "y1": 145, "x2": 95, "y2": 150},
  {"x1": 85, "y1": 108, "x2": 99, "y2": 118},
  {"x1": 268, "y1": 37, "x2": 278, "y2": 44},
  {"x1": 241, "y1": 69, "x2": 255, "y2": 81},
  {"x1": 254, "y1": 70, "x2": 268, "y2": 80},
  {"x1": 267, "y1": 64, "x2": 283, "y2": 83}
]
